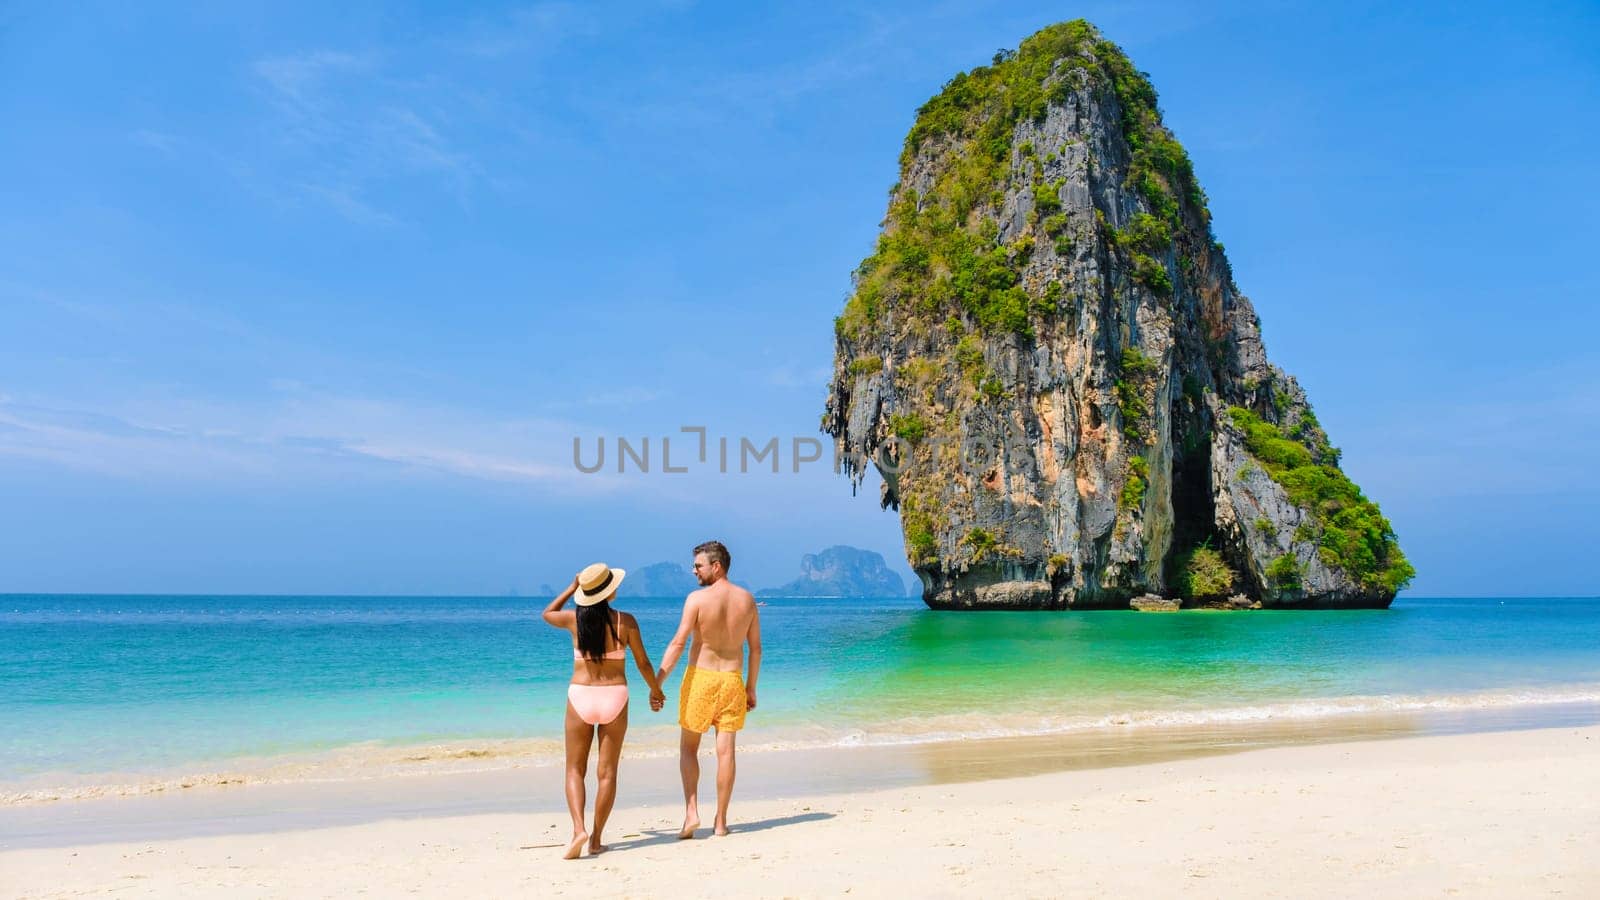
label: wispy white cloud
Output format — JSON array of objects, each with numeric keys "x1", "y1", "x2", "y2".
[
  {"x1": 5, "y1": 281, "x2": 128, "y2": 326},
  {"x1": 543, "y1": 387, "x2": 664, "y2": 411},
  {"x1": 295, "y1": 180, "x2": 400, "y2": 228},
  {"x1": 128, "y1": 129, "x2": 182, "y2": 154},
  {"x1": 576, "y1": 3, "x2": 990, "y2": 131},
  {"x1": 253, "y1": 50, "x2": 371, "y2": 108},
  {"x1": 587, "y1": 15, "x2": 906, "y2": 131},
  {"x1": 446, "y1": 2, "x2": 602, "y2": 59},
  {"x1": 0, "y1": 389, "x2": 624, "y2": 494},
  {"x1": 340, "y1": 440, "x2": 569, "y2": 482},
  {"x1": 0, "y1": 401, "x2": 277, "y2": 480},
  {"x1": 247, "y1": 48, "x2": 481, "y2": 224},
  {"x1": 128, "y1": 5, "x2": 695, "y2": 225},
  {"x1": 372, "y1": 106, "x2": 472, "y2": 174}
]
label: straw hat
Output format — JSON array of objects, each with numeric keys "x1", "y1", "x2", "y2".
[{"x1": 574, "y1": 562, "x2": 626, "y2": 606}]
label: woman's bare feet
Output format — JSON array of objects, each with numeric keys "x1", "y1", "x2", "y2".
[
  {"x1": 713, "y1": 819, "x2": 730, "y2": 837},
  {"x1": 587, "y1": 840, "x2": 608, "y2": 855},
  {"x1": 563, "y1": 831, "x2": 588, "y2": 860},
  {"x1": 677, "y1": 813, "x2": 700, "y2": 840}
]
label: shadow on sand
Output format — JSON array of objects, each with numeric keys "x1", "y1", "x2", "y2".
[{"x1": 600, "y1": 811, "x2": 836, "y2": 852}]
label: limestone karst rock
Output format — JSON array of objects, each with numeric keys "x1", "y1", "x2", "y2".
[
  {"x1": 823, "y1": 20, "x2": 1414, "y2": 609},
  {"x1": 756, "y1": 546, "x2": 907, "y2": 598},
  {"x1": 615, "y1": 562, "x2": 699, "y2": 598}
]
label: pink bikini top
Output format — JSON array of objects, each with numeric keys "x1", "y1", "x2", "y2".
[{"x1": 574, "y1": 646, "x2": 627, "y2": 661}]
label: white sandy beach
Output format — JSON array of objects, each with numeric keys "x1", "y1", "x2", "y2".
[{"x1": 4, "y1": 725, "x2": 1597, "y2": 898}]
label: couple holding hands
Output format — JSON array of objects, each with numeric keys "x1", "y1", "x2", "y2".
[{"x1": 540, "y1": 540, "x2": 761, "y2": 860}]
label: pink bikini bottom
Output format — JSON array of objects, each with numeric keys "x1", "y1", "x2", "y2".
[{"x1": 568, "y1": 683, "x2": 629, "y2": 725}]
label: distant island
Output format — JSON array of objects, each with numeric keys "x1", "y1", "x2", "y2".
[
  {"x1": 757, "y1": 546, "x2": 907, "y2": 598},
  {"x1": 615, "y1": 561, "x2": 699, "y2": 598}
]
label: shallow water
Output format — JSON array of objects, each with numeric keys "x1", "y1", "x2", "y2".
[{"x1": 3, "y1": 594, "x2": 1598, "y2": 797}]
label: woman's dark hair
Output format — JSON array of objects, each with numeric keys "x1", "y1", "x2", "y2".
[{"x1": 575, "y1": 600, "x2": 620, "y2": 662}]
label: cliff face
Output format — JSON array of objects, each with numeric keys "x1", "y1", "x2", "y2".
[
  {"x1": 823, "y1": 21, "x2": 1413, "y2": 610},
  {"x1": 757, "y1": 546, "x2": 907, "y2": 598}
]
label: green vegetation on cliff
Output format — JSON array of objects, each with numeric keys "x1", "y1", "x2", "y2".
[
  {"x1": 902, "y1": 499, "x2": 940, "y2": 565},
  {"x1": 890, "y1": 412, "x2": 929, "y2": 444},
  {"x1": 1174, "y1": 542, "x2": 1235, "y2": 601},
  {"x1": 1119, "y1": 454, "x2": 1148, "y2": 510},
  {"x1": 835, "y1": 19, "x2": 1208, "y2": 346},
  {"x1": 1115, "y1": 348, "x2": 1159, "y2": 442},
  {"x1": 961, "y1": 526, "x2": 1022, "y2": 562},
  {"x1": 1228, "y1": 407, "x2": 1415, "y2": 594},
  {"x1": 1266, "y1": 552, "x2": 1303, "y2": 590}
]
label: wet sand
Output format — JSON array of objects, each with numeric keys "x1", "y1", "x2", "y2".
[
  {"x1": 4, "y1": 700, "x2": 1597, "y2": 850},
  {"x1": 4, "y1": 723, "x2": 1598, "y2": 897}
]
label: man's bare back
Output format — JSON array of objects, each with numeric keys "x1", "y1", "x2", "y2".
[{"x1": 684, "y1": 580, "x2": 757, "y2": 672}]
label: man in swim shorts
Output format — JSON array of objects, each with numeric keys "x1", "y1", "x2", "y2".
[{"x1": 657, "y1": 540, "x2": 761, "y2": 839}]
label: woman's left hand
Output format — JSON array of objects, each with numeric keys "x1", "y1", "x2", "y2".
[{"x1": 649, "y1": 687, "x2": 666, "y2": 712}]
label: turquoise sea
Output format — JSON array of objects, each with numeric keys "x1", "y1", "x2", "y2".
[{"x1": 4, "y1": 594, "x2": 1599, "y2": 800}]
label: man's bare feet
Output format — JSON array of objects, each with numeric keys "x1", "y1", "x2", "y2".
[
  {"x1": 713, "y1": 820, "x2": 730, "y2": 837},
  {"x1": 563, "y1": 831, "x2": 587, "y2": 860},
  {"x1": 678, "y1": 814, "x2": 700, "y2": 840}
]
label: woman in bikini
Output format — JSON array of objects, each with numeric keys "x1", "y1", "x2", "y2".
[{"x1": 541, "y1": 563, "x2": 666, "y2": 859}]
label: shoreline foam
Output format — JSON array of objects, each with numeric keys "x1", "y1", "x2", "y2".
[{"x1": 7, "y1": 683, "x2": 1598, "y2": 806}]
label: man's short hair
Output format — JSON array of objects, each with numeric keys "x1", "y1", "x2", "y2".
[{"x1": 693, "y1": 540, "x2": 731, "y2": 572}]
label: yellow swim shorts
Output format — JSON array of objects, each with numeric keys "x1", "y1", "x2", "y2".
[{"x1": 678, "y1": 667, "x2": 747, "y2": 734}]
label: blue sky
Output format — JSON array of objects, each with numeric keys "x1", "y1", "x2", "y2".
[{"x1": 1, "y1": 0, "x2": 1596, "y2": 596}]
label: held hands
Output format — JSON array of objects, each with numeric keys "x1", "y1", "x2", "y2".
[
  {"x1": 651, "y1": 668, "x2": 668, "y2": 711},
  {"x1": 745, "y1": 685, "x2": 757, "y2": 712}
]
